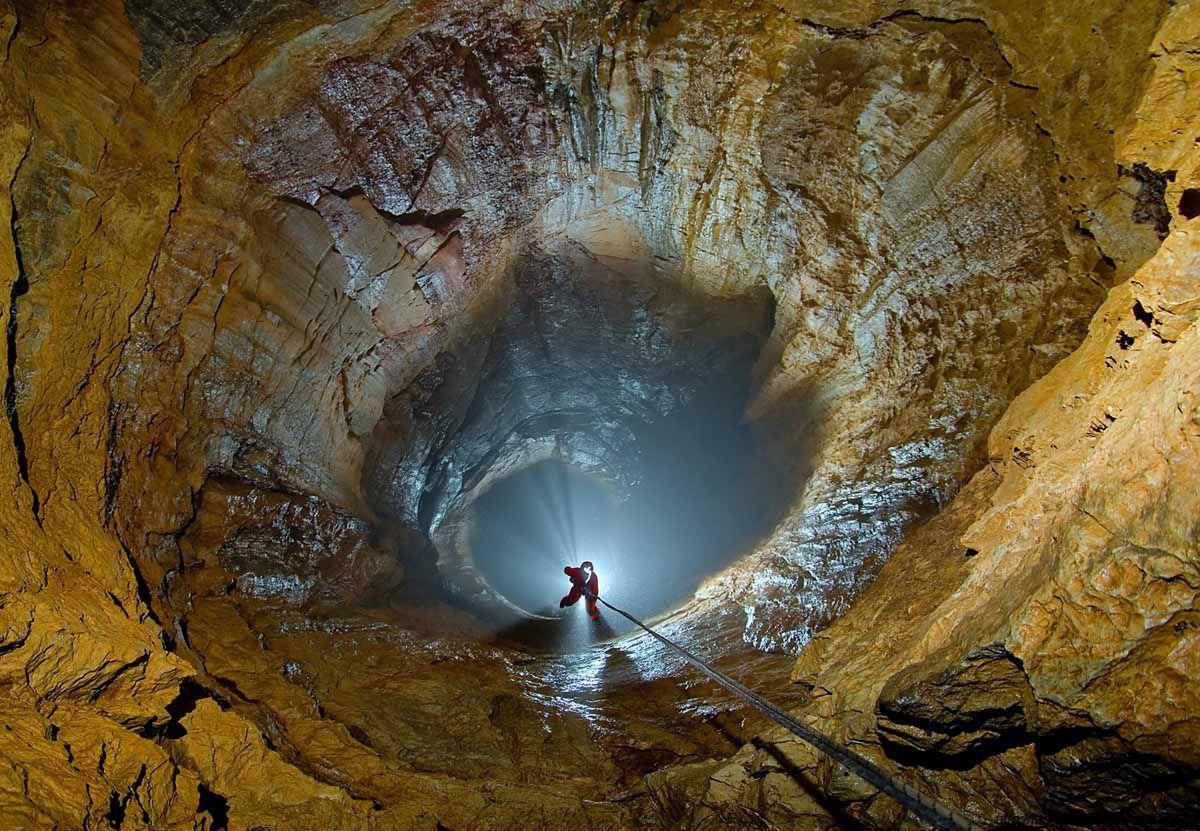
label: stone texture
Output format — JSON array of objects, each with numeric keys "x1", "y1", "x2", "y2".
[
  {"x1": 646, "y1": 52, "x2": 1200, "y2": 825},
  {"x1": 0, "y1": 0, "x2": 1195, "y2": 829},
  {"x1": 178, "y1": 476, "x2": 408, "y2": 607}
]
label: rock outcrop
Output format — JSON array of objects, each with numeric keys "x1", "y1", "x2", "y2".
[{"x1": 0, "y1": 0, "x2": 1195, "y2": 829}]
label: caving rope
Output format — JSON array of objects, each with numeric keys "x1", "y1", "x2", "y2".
[{"x1": 579, "y1": 586, "x2": 988, "y2": 831}]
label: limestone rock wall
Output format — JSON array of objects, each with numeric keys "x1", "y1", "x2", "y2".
[
  {"x1": 113, "y1": 0, "x2": 1121, "y2": 655},
  {"x1": 659, "y1": 207, "x2": 1200, "y2": 831},
  {"x1": 0, "y1": 0, "x2": 1194, "y2": 829},
  {"x1": 645, "y1": 7, "x2": 1200, "y2": 826}
]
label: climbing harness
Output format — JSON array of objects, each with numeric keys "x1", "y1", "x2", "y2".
[{"x1": 580, "y1": 587, "x2": 989, "y2": 831}]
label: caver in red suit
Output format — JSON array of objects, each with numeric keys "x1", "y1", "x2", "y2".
[{"x1": 560, "y1": 561, "x2": 600, "y2": 619}]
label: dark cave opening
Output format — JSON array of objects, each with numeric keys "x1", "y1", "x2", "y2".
[
  {"x1": 472, "y1": 399, "x2": 787, "y2": 622},
  {"x1": 1180, "y1": 188, "x2": 1200, "y2": 220}
]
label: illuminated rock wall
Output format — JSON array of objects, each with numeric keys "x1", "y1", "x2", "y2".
[{"x1": 0, "y1": 0, "x2": 1194, "y2": 828}]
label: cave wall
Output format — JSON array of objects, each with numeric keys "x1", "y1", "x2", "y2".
[
  {"x1": 0, "y1": 0, "x2": 1194, "y2": 829},
  {"x1": 645, "y1": 6, "x2": 1200, "y2": 827},
  {"x1": 656, "y1": 179, "x2": 1200, "y2": 830},
  {"x1": 99, "y1": 0, "x2": 1128, "y2": 652}
]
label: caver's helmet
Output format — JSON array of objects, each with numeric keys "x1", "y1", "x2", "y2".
[{"x1": 580, "y1": 561, "x2": 594, "y2": 572}]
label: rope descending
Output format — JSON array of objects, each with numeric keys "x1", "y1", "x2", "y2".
[{"x1": 581, "y1": 587, "x2": 988, "y2": 831}]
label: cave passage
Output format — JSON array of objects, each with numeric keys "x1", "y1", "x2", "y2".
[
  {"x1": 3, "y1": 1, "x2": 1196, "y2": 828},
  {"x1": 379, "y1": 242, "x2": 800, "y2": 654},
  {"x1": 468, "y1": 352, "x2": 790, "y2": 651}
]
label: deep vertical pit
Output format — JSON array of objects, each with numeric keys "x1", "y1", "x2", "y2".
[
  {"x1": 365, "y1": 242, "x2": 796, "y2": 646},
  {"x1": 468, "y1": 340, "x2": 790, "y2": 650},
  {"x1": 5, "y1": 1, "x2": 1195, "y2": 827}
]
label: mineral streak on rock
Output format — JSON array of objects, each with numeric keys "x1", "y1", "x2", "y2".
[{"x1": 0, "y1": 0, "x2": 1196, "y2": 828}]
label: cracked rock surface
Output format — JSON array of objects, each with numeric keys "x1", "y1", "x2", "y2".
[{"x1": 0, "y1": 0, "x2": 1197, "y2": 829}]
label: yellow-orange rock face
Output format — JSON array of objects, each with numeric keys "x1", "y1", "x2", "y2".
[{"x1": 0, "y1": 0, "x2": 1196, "y2": 829}]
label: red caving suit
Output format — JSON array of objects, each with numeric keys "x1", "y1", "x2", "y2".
[{"x1": 561, "y1": 562, "x2": 600, "y2": 619}]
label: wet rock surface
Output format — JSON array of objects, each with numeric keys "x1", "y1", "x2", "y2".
[
  {"x1": 0, "y1": 0, "x2": 1196, "y2": 828},
  {"x1": 179, "y1": 477, "x2": 410, "y2": 607}
]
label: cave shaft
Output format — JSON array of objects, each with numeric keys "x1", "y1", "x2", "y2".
[{"x1": 0, "y1": 1, "x2": 1197, "y2": 829}]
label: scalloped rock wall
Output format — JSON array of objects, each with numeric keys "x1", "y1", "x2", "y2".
[{"x1": 0, "y1": 0, "x2": 1195, "y2": 829}]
